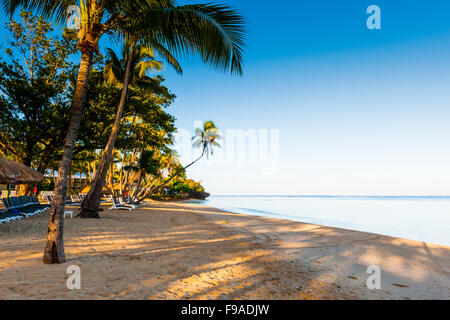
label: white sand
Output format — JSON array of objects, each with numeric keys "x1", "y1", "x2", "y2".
[{"x1": 0, "y1": 200, "x2": 448, "y2": 299}]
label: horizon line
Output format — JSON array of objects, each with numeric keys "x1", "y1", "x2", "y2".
[{"x1": 209, "y1": 194, "x2": 450, "y2": 197}]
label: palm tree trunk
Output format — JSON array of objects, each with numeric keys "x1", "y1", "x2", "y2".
[
  {"x1": 92, "y1": 161, "x2": 96, "y2": 180},
  {"x1": 139, "y1": 150, "x2": 205, "y2": 201},
  {"x1": 109, "y1": 156, "x2": 115, "y2": 195},
  {"x1": 123, "y1": 149, "x2": 138, "y2": 195},
  {"x1": 87, "y1": 161, "x2": 92, "y2": 184},
  {"x1": 43, "y1": 52, "x2": 93, "y2": 264},
  {"x1": 131, "y1": 172, "x2": 143, "y2": 199},
  {"x1": 135, "y1": 174, "x2": 162, "y2": 199},
  {"x1": 79, "y1": 40, "x2": 136, "y2": 218},
  {"x1": 119, "y1": 151, "x2": 125, "y2": 196},
  {"x1": 67, "y1": 161, "x2": 73, "y2": 196}
]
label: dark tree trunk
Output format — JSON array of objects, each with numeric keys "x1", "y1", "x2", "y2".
[
  {"x1": 43, "y1": 52, "x2": 93, "y2": 264},
  {"x1": 109, "y1": 158, "x2": 115, "y2": 195},
  {"x1": 67, "y1": 161, "x2": 73, "y2": 197},
  {"x1": 87, "y1": 161, "x2": 92, "y2": 183},
  {"x1": 79, "y1": 41, "x2": 136, "y2": 218}
]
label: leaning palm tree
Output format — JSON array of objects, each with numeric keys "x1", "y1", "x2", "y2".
[
  {"x1": 130, "y1": 149, "x2": 161, "y2": 198},
  {"x1": 139, "y1": 121, "x2": 222, "y2": 200},
  {"x1": 3, "y1": 0, "x2": 246, "y2": 264},
  {"x1": 160, "y1": 150, "x2": 181, "y2": 176},
  {"x1": 79, "y1": 39, "x2": 180, "y2": 219},
  {"x1": 192, "y1": 121, "x2": 223, "y2": 161},
  {"x1": 133, "y1": 150, "x2": 182, "y2": 200},
  {"x1": 134, "y1": 149, "x2": 180, "y2": 200}
]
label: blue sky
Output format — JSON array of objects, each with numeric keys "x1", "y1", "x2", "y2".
[
  {"x1": 165, "y1": 0, "x2": 450, "y2": 195},
  {"x1": 2, "y1": 1, "x2": 450, "y2": 195}
]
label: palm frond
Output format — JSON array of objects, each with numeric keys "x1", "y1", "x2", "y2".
[
  {"x1": 135, "y1": 60, "x2": 163, "y2": 79},
  {"x1": 1, "y1": 0, "x2": 73, "y2": 23},
  {"x1": 126, "y1": 3, "x2": 246, "y2": 75},
  {"x1": 103, "y1": 47, "x2": 124, "y2": 84},
  {"x1": 150, "y1": 41, "x2": 182, "y2": 74}
]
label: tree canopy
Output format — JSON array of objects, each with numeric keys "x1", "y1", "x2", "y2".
[{"x1": 0, "y1": 11, "x2": 205, "y2": 197}]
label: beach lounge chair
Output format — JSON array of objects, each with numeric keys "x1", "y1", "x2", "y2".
[
  {"x1": 65, "y1": 195, "x2": 80, "y2": 205},
  {"x1": 18, "y1": 196, "x2": 48, "y2": 214},
  {"x1": 118, "y1": 197, "x2": 139, "y2": 208},
  {"x1": 0, "y1": 205, "x2": 14, "y2": 223},
  {"x1": 126, "y1": 196, "x2": 143, "y2": 207},
  {"x1": 1, "y1": 198, "x2": 24, "y2": 221},
  {"x1": 1, "y1": 196, "x2": 49, "y2": 220},
  {"x1": 119, "y1": 196, "x2": 143, "y2": 208},
  {"x1": 3, "y1": 198, "x2": 29, "y2": 215},
  {"x1": 109, "y1": 197, "x2": 134, "y2": 211}
]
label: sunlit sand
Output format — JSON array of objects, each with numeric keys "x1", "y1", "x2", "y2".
[{"x1": 0, "y1": 201, "x2": 448, "y2": 299}]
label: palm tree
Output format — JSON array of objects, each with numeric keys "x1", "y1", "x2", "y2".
[
  {"x1": 103, "y1": 43, "x2": 182, "y2": 85},
  {"x1": 134, "y1": 149, "x2": 180, "y2": 199},
  {"x1": 160, "y1": 150, "x2": 181, "y2": 176},
  {"x1": 3, "y1": 0, "x2": 245, "y2": 264},
  {"x1": 79, "y1": 3, "x2": 247, "y2": 218},
  {"x1": 79, "y1": 39, "x2": 181, "y2": 218},
  {"x1": 192, "y1": 121, "x2": 223, "y2": 160},
  {"x1": 81, "y1": 1, "x2": 247, "y2": 218},
  {"x1": 140, "y1": 121, "x2": 222, "y2": 200},
  {"x1": 130, "y1": 149, "x2": 161, "y2": 198}
]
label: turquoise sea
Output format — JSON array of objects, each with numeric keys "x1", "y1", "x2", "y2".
[{"x1": 189, "y1": 195, "x2": 450, "y2": 247}]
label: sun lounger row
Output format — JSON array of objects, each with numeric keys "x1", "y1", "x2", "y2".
[
  {"x1": 69, "y1": 194, "x2": 86, "y2": 205},
  {"x1": 42, "y1": 193, "x2": 86, "y2": 205},
  {"x1": 109, "y1": 196, "x2": 143, "y2": 211},
  {"x1": 1, "y1": 190, "x2": 17, "y2": 198},
  {"x1": 0, "y1": 196, "x2": 49, "y2": 224},
  {"x1": 40, "y1": 191, "x2": 53, "y2": 198}
]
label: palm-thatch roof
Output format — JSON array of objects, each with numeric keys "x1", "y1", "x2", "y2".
[
  {"x1": 0, "y1": 156, "x2": 44, "y2": 184},
  {"x1": 81, "y1": 184, "x2": 120, "y2": 194}
]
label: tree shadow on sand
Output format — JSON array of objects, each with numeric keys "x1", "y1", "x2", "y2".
[{"x1": 0, "y1": 201, "x2": 448, "y2": 299}]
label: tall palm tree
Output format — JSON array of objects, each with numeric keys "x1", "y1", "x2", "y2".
[
  {"x1": 79, "y1": 39, "x2": 181, "y2": 218},
  {"x1": 80, "y1": 4, "x2": 246, "y2": 219},
  {"x1": 3, "y1": 0, "x2": 245, "y2": 264},
  {"x1": 192, "y1": 121, "x2": 222, "y2": 160},
  {"x1": 103, "y1": 43, "x2": 182, "y2": 85},
  {"x1": 81, "y1": 0, "x2": 247, "y2": 218},
  {"x1": 140, "y1": 121, "x2": 222, "y2": 200}
]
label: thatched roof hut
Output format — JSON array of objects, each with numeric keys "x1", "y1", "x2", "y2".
[
  {"x1": 0, "y1": 156, "x2": 44, "y2": 184},
  {"x1": 81, "y1": 184, "x2": 119, "y2": 194}
]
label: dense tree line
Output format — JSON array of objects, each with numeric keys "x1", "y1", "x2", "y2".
[{"x1": 0, "y1": 0, "x2": 245, "y2": 264}]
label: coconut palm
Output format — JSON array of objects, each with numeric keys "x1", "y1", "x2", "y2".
[
  {"x1": 103, "y1": 42, "x2": 182, "y2": 86},
  {"x1": 139, "y1": 121, "x2": 222, "y2": 200},
  {"x1": 3, "y1": 0, "x2": 246, "y2": 264},
  {"x1": 160, "y1": 150, "x2": 181, "y2": 176},
  {"x1": 192, "y1": 121, "x2": 222, "y2": 160},
  {"x1": 130, "y1": 149, "x2": 161, "y2": 198},
  {"x1": 134, "y1": 149, "x2": 180, "y2": 199},
  {"x1": 79, "y1": 39, "x2": 180, "y2": 219}
]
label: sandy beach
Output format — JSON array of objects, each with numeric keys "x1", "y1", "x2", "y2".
[{"x1": 0, "y1": 200, "x2": 448, "y2": 300}]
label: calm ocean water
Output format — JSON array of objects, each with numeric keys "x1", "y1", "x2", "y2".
[{"x1": 188, "y1": 196, "x2": 450, "y2": 246}]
